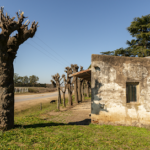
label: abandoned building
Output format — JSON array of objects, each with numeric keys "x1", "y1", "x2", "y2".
[{"x1": 71, "y1": 54, "x2": 150, "y2": 127}]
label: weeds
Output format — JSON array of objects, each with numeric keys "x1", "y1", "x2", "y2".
[{"x1": 1, "y1": 94, "x2": 149, "y2": 149}]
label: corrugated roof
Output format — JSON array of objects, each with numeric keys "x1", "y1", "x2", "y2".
[{"x1": 69, "y1": 69, "x2": 91, "y2": 81}]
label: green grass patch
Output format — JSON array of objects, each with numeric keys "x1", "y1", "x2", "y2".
[{"x1": 1, "y1": 96, "x2": 150, "y2": 149}]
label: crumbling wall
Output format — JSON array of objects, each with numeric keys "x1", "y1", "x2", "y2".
[{"x1": 91, "y1": 54, "x2": 150, "y2": 127}]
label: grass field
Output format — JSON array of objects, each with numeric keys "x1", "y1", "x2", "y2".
[{"x1": 1, "y1": 96, "x2": 150, "y2": 149}]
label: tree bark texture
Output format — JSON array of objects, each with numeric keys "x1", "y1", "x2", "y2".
[
  {"x1": 81, "y1": 82, "x2": 84, "y2": 102},
  {"x1": 74, "y1": 77, "x2": 78, "y2": 103},
  {"x1": 78, "y1": 79, "x2": 82, "y2": 102},
  {"x1": 59, "y1": 89, "x2": 62, "y2": 104},
  {"x1": 0, "y1": 56, "x2": 14, "y2": 130},
  {"x1": 68, "y1": 87, "x2": 72, "y2": 106},
  {"x1": 87, "y1": 84, "x2": 89, "y2": 97},
  {"x1": 57, "y1": 87, "x2": 60, "y2": 110},
  {"x1": 63, "y1": 92, "x2": 66, "y2": 107}
]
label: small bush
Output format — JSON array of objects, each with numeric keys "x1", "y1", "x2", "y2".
[{"x1": 28, "y1": 88, "x2": 39, "y2": 93}]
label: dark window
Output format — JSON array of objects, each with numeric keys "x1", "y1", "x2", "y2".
[
  {"x1": 126, "y1": 82, "x2": 139, "y2": 103},
  {"x1": 95, "y1": 66, "x2": 100, "y2": 71}
]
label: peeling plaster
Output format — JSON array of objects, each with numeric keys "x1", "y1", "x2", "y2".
[
  {"x1": 91, "y1": 55, "x2": 150, "y2": 127},
  {"x1": 122, "y1": 63, "x2": 148, "y2": 80}
]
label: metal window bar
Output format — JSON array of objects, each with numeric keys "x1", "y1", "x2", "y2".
[{"x1": 126, "y1": 84, "x2": 137, "y2": 103}]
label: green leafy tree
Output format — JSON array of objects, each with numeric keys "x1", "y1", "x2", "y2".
[
  {"x1": 88, "y1": 65, "x2": 91, "y2": 69},
  {"x1": 100, "y1": 51, "x2": 115, "y2": 56},
  {"x1": 126, "y1": 14, "x2": 150, "y2": 57},
  {"x1": 101, "y1": 14, "x2": 150, "y2": 57},
  {"x1": 29, "y1": 75, "x2": 39, "y2": 86},
  {"x1": 18, "y1": 76, "x2": 24, "y2": 83},
  {"x1": 14, "y1": 73, "x2": 19, "y2": 84},
  {"x1": 22, "y1": 76, "x2": 29, "y2": 84}
]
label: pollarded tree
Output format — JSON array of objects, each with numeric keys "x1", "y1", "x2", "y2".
[
  {"x1": 85, "y1": 80, "x2": 90, "y2": 97},
  {"x1": 51, "y1": 73, "x2": 63, "y2": 110},
  {"x1": 0, "y1": 7, "x2": 38, "y2": 130},
  {"x1": 78, "y1": 66, "x2": 83, "y2": 102},
  {"x1": 71, "y1": 64, "x2": 79, "y2": 104},
  {"x1": 64, "y1": 67, "x2": 73, "y2": 106},
  {"x1": 81, "y1": 78, "x2": 85, "y2": 102},
  {"x1": 60, "y1": 74, "x2": 67, "y2": 107}
]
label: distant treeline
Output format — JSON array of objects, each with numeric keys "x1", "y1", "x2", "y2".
[
  {"x1": 14, "y1": 73, "x2": 56, "y2": 88},
  {"x1": 15, "y1": 83, "x2": 56, "y2": 88}
]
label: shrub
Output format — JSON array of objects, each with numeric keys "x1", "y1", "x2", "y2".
[{"x1": 28, "y1": 88, "x2": 39, "y2": 93}]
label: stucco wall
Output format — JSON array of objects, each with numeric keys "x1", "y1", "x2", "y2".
[{"x1": 91, "y1": 54, "x2": 150, "y2": 127}]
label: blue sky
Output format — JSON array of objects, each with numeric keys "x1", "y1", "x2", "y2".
[{"x1": 1, "y1": 0, "x2": 150, "y2": 83}]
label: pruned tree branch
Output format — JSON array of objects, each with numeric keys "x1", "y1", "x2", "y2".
[
  {"x1": 0, "y1": 7, "x2": 25, "y2": 39},
  {"x1": 1, "y1": 7, "x2": 38, "y2": 56}
]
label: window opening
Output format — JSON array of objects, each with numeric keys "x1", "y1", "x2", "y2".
[
  {"x1": 126, "y1": 82, "x2": 139, "y2": 103},
  {"x1": 95, "y1": 66, "x2": 100, "y2": 71}
]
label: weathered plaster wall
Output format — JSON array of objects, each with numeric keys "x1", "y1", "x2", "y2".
[{"x1": 91, "y1": 54, "x2": 150, "y2": 127}]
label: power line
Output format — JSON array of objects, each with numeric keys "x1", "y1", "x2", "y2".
[
  {"x1": 31, "y1": 39, "x2": 68, "y2": 66},
  {"x1": 35, "y1": 36, "x2": 71, "y2": 65},
  {"x1": 3, "y1": 7, "x2": 71, "y2": 67},
  {"x1": 26, "y1": 42, "x2": 67, "y2": 67}
]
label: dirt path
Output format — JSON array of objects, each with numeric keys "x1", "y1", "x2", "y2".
[
  {"x1": 15, "y1": 93, "x2": 68, "y2": 113},
  {"x1": 39, "y1": 99, "x2": 91, "y2": 125},
  {"x1": 15, "y1": 92, "x2": 91, "y2": 125}
]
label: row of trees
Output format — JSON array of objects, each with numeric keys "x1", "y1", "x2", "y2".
[
  {"x1": 51, "y1": 65, "x2": 90, "y2": 110},
  {"x1": 101, "y1": 14, "x2": 150, "y2": 57},
  {"x1": 14, "y1": 73, "x2": 39, "y2": 85}
]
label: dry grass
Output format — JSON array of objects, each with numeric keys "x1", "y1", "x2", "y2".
[{"x1": 14, "y1": 87, "x2": 57, "y2": 95}]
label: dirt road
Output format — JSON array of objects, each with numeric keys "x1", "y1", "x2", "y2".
[
  {"x1": 15, "y1": 92, "x2": 68, "y2": 113},
  {"x1": 15, "y1": 92, "x2": 58, "y2": 102},
  {"x1": 14, "y1": 92, "x2": 91, "y2": 125}
]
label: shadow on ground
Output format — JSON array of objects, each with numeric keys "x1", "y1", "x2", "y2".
[{"x1": 14, "y1": 119, "x2": 91, "y2": 129}]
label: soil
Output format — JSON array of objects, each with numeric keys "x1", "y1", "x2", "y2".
[
  {"x1": 15, "y1": 95, "x2": 58, "y2": 113},
  {"x1": 15, "y1": 93, "x2": 91, "y2": 125},
  {"x1": 39, "y1": 99, "x2": 91, "y2": 125}
]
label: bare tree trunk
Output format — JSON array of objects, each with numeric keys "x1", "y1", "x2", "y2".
[
  {"x1": 81, "y1": 82, "x2": 84, "y2": 101},
  {"x1": 59, "y1": 89, "x2": 62, "y2": 104},
  {"x1": 63, "y1": 92, "x2": 66, "y2": 107},
  {"x1": 68, "y1": 90, "x2": 72, "y2": 106},
  {"x1": 74, "y1": 77, "x2": 78, "y2": 103},
  {"x1": 87, "y1": 84, "x2": 89, "y2": 97},
  {"x1": 57, "y1": 87, "x2": 60, "y2": 110},
  {"x1": 67, "y1": 88, "x2": 70, "y2": 105},
  {"x1": 71, "y1": 90, "x2": 73, "y2": 105},
  {"x1": 0, "y1": 58, "x2": 14, "y2": 130},
  {"x1": 78, "y1": 79, "x2": 82, "y2": 102}
]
